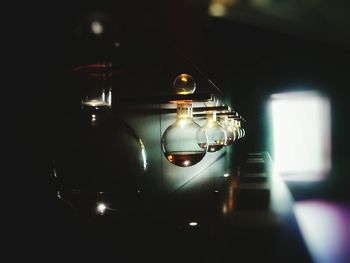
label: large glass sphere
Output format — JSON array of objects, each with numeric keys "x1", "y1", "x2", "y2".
[
  {"x1": 53, "y1": 107, "x2": 147, "y2": 216},
  {"x1": 173, "y1": 74, "x2": 196, "y2": 95},
  {"x1": 161, "y1": 117, "x2": 207, "y2": 167}
]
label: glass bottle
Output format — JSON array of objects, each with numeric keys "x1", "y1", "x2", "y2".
[
  {"x1": 161, "y1": 74, "x2": 208, "y2": 167},
  {"x1": 201, "y1": 111, "x2": 227, "y2": 152},
  {"x1": 53, "y1": 63, "x2": 148, "y2": 216}
]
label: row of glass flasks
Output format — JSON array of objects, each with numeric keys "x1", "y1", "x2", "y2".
[
  {"x1": 53, "y1": 104, "x2": 245, "y2": 215},
  {"x1": 161, "y1": 104, "x2": 245, "y2": 168}
]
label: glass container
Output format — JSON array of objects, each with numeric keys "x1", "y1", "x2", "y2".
[
  {"x1": 53, "y1": 63, "x2": 148, "y2": 216},
  {"x1": 161, "y1": 74, "x2": 208, "y2": 167},
  {"x1": 201, "y1": 111, "x2": 227, "y2": 152}
]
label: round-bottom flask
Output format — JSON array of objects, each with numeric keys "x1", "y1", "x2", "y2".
[
  {"x1": 161, "y1": 102, "x2": 207, "y2": 167},
  {"x1": 54, "y1": 106, "x2": 147, "y2": 215},
  {"x1": 53, "y1": 63, "x2": 147, "y2": 216},
  {"x1": 219, "y1": 115, "x2": 236, "y2": 146},
  {"x1": 201, "y1": 111, "x2": 227, "y2": 152}
]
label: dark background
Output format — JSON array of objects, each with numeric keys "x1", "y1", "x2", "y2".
[{"x1": 8, "y1": 0, "x2": 350, "y2": 261}]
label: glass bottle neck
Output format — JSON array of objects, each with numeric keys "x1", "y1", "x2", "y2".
[
  {"x1": 206, "y1": 111, "x2": 217, "y2": 122},
  {"x1": 177, "y1": 102, "x2": 193, "y2": 118},
  {"x1": 80, "y1": 63, "x2": 112, "y2": 109}
]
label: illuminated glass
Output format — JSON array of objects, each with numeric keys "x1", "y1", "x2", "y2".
[
  {"x1": 219, "y1": 115, "x2": 236, "y2": 145},
  {"x1": 201, "y1": 111, "x2": 227, "y2": 152},
  {"x1": 161, "y1": 74, "x2": 208, "y2": 167},
  {"x1": 162, "y1": 102, "x2": 208, "y2": 167},
  {"x1": 173, "y1": 73, "x2": 196, "y2": 95}
]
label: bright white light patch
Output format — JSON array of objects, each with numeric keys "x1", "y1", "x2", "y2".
[
  {"x1": 91, "y1": 21, "x2": 104, "y2": 35},
  {"x1": 188, "y1": 221, "x2": 198, "y2": 227},
  {"x1": 208, "y1": 3, "x2": 227, "y2": 17},
  {"x1": 269, "y1": 91, "x2": 331, "y2": 181},
  {"x1": 183, "y1": 160, "x2": 190, "y2": 166},
  {"x1": 294, "y1": 200, "x2": 350, "y2": 263},
  {"x1": 223, "y1": 173, "x2": 230, "y2": 178},
  {"x1": 97, "y1": 203, "x2": 107, "y2": 215}
]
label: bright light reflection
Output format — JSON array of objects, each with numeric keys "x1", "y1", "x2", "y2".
[
  {"x1": 223, "y1": 173, "x2": 230, "y2": 178},
  {"x1": 269, "y1": 91, "x2": 331, "y2": 181},
  {"x1": 97, "y1": 202, "x2": 107, "y2": 215},
  {"x1": 209, "y1": 3, "x2": 227, "y2": 17},
  {"x1": 294, "y1": 200, "x2": 350, "y2": 263},
  {"x1": 91, "y1": 21, "x2": 104, "y2": 35},
  {"x1": 188, "y1": 221, "x2": 198, "y2": 227},
  {"x1": 83, "y1": 99, "x2": 109, "y2": 107},
  {"x1": 183, "y1": 160, "x2": 190, "y2": 166},
  {"x1": 178, "y1": 119, "x2": 188, "y2": 127},
  {"x1": 53, "y1": 169, "x2": 57, "y2": 178},
  {"x1": 140, "y1": 139, "x2": 148, "y2": 170},
  {"x1": 107, "y1": 91, "x2": 112, "y2": 105}
]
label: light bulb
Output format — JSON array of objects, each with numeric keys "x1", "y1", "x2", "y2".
[
  {"x1": 219, "y1": 115, "x2": 236, "y2": 146},
  {"x1": 173, "y1": 73, "x2": 196, "y2": 95},
  {"x1": 162, "y1": 102, "x2": 208, "y2": 167},
  {"x1": 201, "y1": 111, "x2": 227, "y2": 152}
]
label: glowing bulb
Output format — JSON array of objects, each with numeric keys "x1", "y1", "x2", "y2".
[{"x1": 173, "y1": 74, "x2": 196, "y2": 95}]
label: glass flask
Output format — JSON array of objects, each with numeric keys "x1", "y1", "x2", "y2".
[
  {"x1": 173, "y1": 73, "x2": 196, "y2": 95},
  {"x1": 201, "y1": 111, "x2": 227, "y2": 152},
  {"x1": 161, "y1": 74, "x2": 208, "y2": 167},
  {"x1": 53, "y1": 63, "x2": 148, "y2": 216},
  {"x1": 227, "y1": 118, "x2": 238, "y2": 141},
  {"x1": 219, "y1": 115, "x2": 236, "y2": 146}
]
